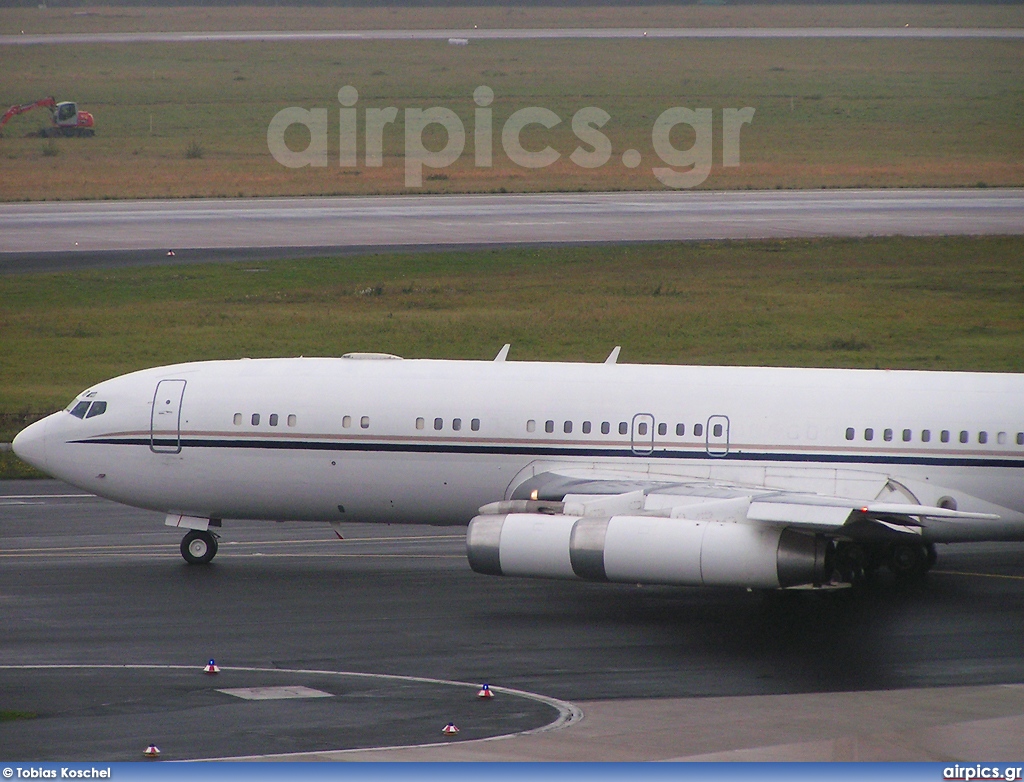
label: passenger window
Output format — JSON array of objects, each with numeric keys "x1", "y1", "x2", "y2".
[
  {"x1": 845, "y1": 427, "x2": 854, "y2": 441},
  {"x1": 269, "y1": 413, "x2": 279, "y2": 427},
  {"x1": 85, "y1": 401, "x2": 107, "y2": 419},
  {"x1": 343, "y1": 415, "x2": 352, "y2": 428},
  {"x1": 471, "y1": 419, "x2": 480, "y2": 431},
  {"x1": 902, "y1": 429, "x2": 911, "y2": 442},
  {"x1": 941, "y1": 430, "x2": 950, "y2": 443},
  {"x1": 601, "y1": 422, "x2": 610, "y2": 435},
  {"x1": 360, "y1": 416, "x2": 369, "y2": 429},
  {"x1": 658, "y1": 423, "x2": 667, "y2": 436},
  {"x1": 864, "y1": 428, "x2": 873, "y2": 441},
  {"x1": 693, "y1": 423, "x2": 703, "y2": 437},
  {"x1": 416, "y1": 417, "x2": 425, "y2": 430},
  {"x1": 233, "y1": 413, "x2": 242, "y2": 426},
  {"x1": 997, "y1": 431, "x2": 1007, "y2": 445},
  {"x1": 960, "y1": 430, "x2": 969, "y2": 443},
  {"x1": 978, "y1": 431, "x2": 988, "y2": 444},
  {"x1": 883, "y1": 429, "x2": 893, "y2": 442},
  {"x1": 252, "y1": 413, "x2": 260, "y2": 426},
  {"x1": 527, "y1": 419, "x2": 536, "y2": 433},
  {"x1": 545, "y1": 420, "x2": 554, "y2": 433},
  {"x1": 922, "y1": 430, "x2": 931, "y2": 443},
  {"x1": 434, "y1": 418, "x2": 443, "y2": 431},
  {"x1": 70, "y1": 400, "x2": 91, "y2": 419},
  {"x1": 677, "y1": 423, "x2": 686, "y2": 437},
  {"x1": 582, "y1": 421, "x2": 592, "y2": 434},
  {"x1": 287, "y1": 414, "x2": 296, "y2": 427},
  {"x1": 453, "y1": 418, "x2": 462, "y2": 432},
  {"x1": 1018, "y1": 433, "x2": 1024, "y2": 446},
  {"x1": 618, "y1": 422, "x2": 628, "y2": 435},
  {"x1": 637, "y1": 422, "x2": 647, "y2": 436},
  {"x1": 563, "y1": 421, "x2": 572, "y2": 434},
  {"x1": 713, "y1": 423, "x2": 722, "y2": 437}
]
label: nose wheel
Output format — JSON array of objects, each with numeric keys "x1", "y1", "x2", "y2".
[{"x1": 181, "y1": 529, "x2": 219, "y2": 564}]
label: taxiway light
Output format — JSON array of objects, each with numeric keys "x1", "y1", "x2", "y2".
[
  {"x1": 204, "y1": 658, "x2": 220, "y2": 674},
  {"x1": 477, "y1": 684, "x2": 494, "y2": 699},
  {"x1": 143, "y1": 744, "x2": 161, "y2": 758},
  {"x1": 442, "y1": 722, "x2": 460, "y2": 735}
]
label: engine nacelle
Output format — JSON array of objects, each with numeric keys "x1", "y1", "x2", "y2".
[{"x1": 467, "y1": 513, "x2": 832, "y2": 589}]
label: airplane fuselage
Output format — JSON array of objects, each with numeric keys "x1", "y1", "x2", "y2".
[{"x1": 13, "y1": 355, "x2": 1024, "y2": 582}]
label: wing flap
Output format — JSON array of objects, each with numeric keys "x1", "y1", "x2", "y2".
[{"x1": 747, "y1": 501, "x2": 852, "y2": 527}]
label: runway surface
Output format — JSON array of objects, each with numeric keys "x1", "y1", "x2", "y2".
[
  {"x1": 3, "y1": 189, "x2": 1022, "y2": 273},
  {"x1": 3, "y1": 479, "x2": 1024, "y2": 760},
  {"x1": 2, "y1": 28, "x2": 1023, "y2": 46}
]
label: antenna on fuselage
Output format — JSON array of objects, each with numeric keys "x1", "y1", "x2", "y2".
[
  {"x1": 604, "y1": 346, "x2": 621, "y2": 365},
  {"x1": 494, "y1": 344, "x2": 511, "y2": 362}
]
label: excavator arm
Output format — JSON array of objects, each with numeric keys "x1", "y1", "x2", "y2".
[{"x1": 0, "y1": 96, "x2": 56, "y2": 130}]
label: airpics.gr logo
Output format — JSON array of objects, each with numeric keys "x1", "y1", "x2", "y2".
[
  {"x1": 943, "y1": 767, "x2": 1024, "y2": 781},
  {"x1": 267, "y1": 86, "x2": 754, "y2": 188}
]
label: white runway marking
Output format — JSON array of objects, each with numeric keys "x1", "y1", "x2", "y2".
[
  {"x1": 2, "y1": 27, "x2": 1022, "y2": 46},
  {"x1": 0, "y1": 494, "x2": 95, "y2": 500},
  {"x1": 218, "y1": 685, "x2": 334, "y2": 700}
]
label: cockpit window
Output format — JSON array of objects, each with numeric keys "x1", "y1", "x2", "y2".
[
  {"x1": 68, "y1": 400, "x2": 107, "y2": 419},
  {"x1": 69, "y1": 400, "x2": 91, "y2": 419}
]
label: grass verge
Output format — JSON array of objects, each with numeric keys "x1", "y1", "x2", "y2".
[{"x1": 1, "y1": 36, "x2": 1021, "y2": 198}]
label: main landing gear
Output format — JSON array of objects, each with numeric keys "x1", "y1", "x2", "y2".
[
  {"x1": 834, "y1": 540, "x2": 937, "y2": 585},
  {"x1": 886, "y1": 540, "x2": 937, "y2": 580},
  {"x1": 180, "y1": 529, "x2": 219, "y2": 565}
]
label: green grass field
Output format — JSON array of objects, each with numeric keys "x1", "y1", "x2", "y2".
[
  {"x1": 1, "y1": 34, "x2": 1021, "y2": 198},
  {"x1": 3, "y1": 235, "x2": 1023, "y2": 463}
]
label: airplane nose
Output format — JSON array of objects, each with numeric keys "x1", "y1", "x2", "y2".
[{"x1": 12, "y1": 416, "x2": 49, "y2": 473}]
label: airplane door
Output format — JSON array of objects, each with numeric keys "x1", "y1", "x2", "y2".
[
  {"x1": 151, "y1": 379, "x2": 186, "y2": 454},
  {"x1": 706, "y1": 415, "x2": 730, "y2": 457},
  {"x1": 631, "y1": 413, "x2": 655, "y2": 455}
]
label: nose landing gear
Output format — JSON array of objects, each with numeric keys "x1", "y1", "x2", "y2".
[{"x1": 181, "y1": 529, "x2": 219, "y2": 564}]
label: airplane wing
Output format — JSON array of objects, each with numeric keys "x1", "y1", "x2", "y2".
[{"x1": 490, "y1": 468, "x2": 1000, "y2": 541}]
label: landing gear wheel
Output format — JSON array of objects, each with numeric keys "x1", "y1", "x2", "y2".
[
  {"x1": 181, "y1": 529, "x2": 218, "y2": 565},
  {"x1": 886, "y1": 541, "x2": 928, "y2": 580}
]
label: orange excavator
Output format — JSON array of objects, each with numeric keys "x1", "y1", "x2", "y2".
[{"x1": 0, "y1": 96, "x2": 95, "y2": 137}]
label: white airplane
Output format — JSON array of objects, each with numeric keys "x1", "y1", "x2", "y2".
[{"x1": 12, "y1": 347, "x2": 1024, "y2": 590}]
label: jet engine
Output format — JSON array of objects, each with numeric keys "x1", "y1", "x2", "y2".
[{"x1": 467, "y1": 513, "x2": 832, "y2": 589}]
